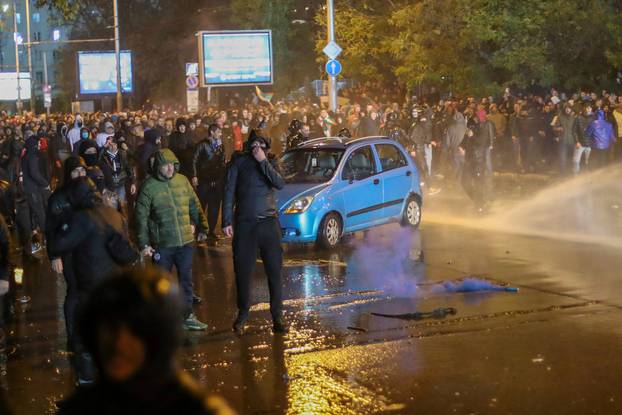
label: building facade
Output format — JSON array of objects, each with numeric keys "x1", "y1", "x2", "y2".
[{"x1": 0, "y1": 0, "x2": 69, "y2": 102}]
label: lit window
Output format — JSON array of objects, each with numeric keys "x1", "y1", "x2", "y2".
[
  {"x1": 53, "y1": 29, "x2": 60, "y2": 41},
  {"x1": 16, "y1": 13, "x2": 21, "y2": 24},
  {"x1": 33, "y1": 12, "x2": 40, "y2": 23}
]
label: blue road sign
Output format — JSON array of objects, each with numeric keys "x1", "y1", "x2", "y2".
[{"x1": 326, "y1": 59, "x2": 342, "y2": 77}]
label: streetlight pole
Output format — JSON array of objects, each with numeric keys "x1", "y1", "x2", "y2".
[
  {"x1": 113, "y1": 0, "x2": 122, "y2": 112},
  {"x1": 326, "y1": 0, "x2": 337, "y2": 112},
  {"x1": 12, "y1": 0, "x2": 22, "y2": 113},
  {"x1": 25, "y1": 0, "x2": 34, "y2": 112}
]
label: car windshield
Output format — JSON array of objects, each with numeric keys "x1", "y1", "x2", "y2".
[{"x1": 279, "y1": 148, "x2": 345, "y2": 183}]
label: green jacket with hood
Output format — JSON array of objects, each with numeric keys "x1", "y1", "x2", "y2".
[{"x1": 135, "y1": 149, "x2": 208, "y2": 249}]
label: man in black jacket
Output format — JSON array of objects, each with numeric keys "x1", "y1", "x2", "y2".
[
  {"x1": 45, "y1": 156, "x2": 87, "y2": 348},
  {"x1": 222, "y1": 130, "x2": 287, "y2": 334},
  {"x1": 192, "y1": 124, "x2": 226, "y2": 239}
]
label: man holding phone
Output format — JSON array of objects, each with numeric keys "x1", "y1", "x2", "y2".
[{"x1": 222, "y1": 130, "x2": 287, "y2": 334}]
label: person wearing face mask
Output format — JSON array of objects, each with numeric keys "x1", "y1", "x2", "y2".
[
  {"x1": 74, "y1": 127, "x2": 93, "y2": 157},
  {"x1": 78, "y1": 140, "x2": 105, "y2": 192},
  {"x1": 99, "y1": 136, "x2": 136, "y2": 206},
  {"x1": 45, "y1": 156, "x2": 88, "y2": 350},
  {"x1": 553, "y1": 104, "x2": 577, "y2": 174},
  {"x1": 572, "y1": 104, "x2": 596, "y2": 174},
  {"x1": 67, "y1": 115, "x2": 84, "y2": 152},
  {"x1": 56, "y1": 268, "x2": 233, "y2": 415},
  {"x1": 192, "y1": 124, "x2": 226, "y2": 240},
  {"x1": 49, "y1": 176, "x2": 138, "y2": 385}
]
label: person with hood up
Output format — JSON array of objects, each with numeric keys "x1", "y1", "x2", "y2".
[
  {"x1": 169, "y1": 118, "x2": 194, "y2": 178},
  {"x1": 137, "y1": 128, "x2": 162, "y2": 182},
  {"x1": 95, "y1": 121, "x2": 116, "y2": 148},
  {"x1": 21, "y1": 133, "x2": 49, "y2": 238},
  {"x1": 67, "y1": 115, "x2": 84, "y2": 152},
  {"x1": 407, "y1": 107, "x2": 434, "y2": 183},
  {"x1": 443, "y1": 103, "x2": 468, "y2": 180},
  {"x1": 56, "y1": 267, "x2": 234, "y2": 415},
  {"x1": 49, "y1": 176, "x2": 138, "y2": 384},
  {"x1": 78, "y1": 139, "x2": 105, "y2": 192},
  {"x1": 585, "y1": 109, "x2": 615, "y2": 170},
  {"x1": 45, "y1": 156, "x2": 87, "y2": 349},
  {"x1": 222, "y1": 130, "x2": 287, "y2": 335},
  {"x1": 135, "y1": 149, "x2": 209, "y2": 331}
]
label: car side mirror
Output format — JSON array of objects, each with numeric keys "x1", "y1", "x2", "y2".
[{"x1": 344, "y1": 170, "x2": 355, "y2": 183}]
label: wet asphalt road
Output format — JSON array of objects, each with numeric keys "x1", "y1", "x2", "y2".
[{"x1": 4, "y1": 179, "x2": 622, "y2": 414}]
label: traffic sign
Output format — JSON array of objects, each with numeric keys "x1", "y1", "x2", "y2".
[
  {"x1": 185, "y1": 62, "x2": 198, "y2": 76},
  {"x1": 186, "y1": 75, "x2": 199, "y2": 89},
  {"x1": 322, "y1": 41, "x2": 342, "y2": 60},
  {"x1": 325, "y1": 59, "x2": 342, "y2": 77}
]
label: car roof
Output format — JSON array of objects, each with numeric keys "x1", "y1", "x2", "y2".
[{"x1": 296, "y1": 136, "x2": 392, "y2": 150}]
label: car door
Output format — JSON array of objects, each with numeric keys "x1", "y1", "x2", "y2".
[
  {"x1": 374, "y1": 143, "x2": 412, "y2": 218},
  {"x1": 339, "y1": 145, "x2": 384, "y2": 228}
]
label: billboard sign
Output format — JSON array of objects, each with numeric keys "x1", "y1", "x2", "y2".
[
  {"x1": 77, "y1": 51, "x2": 133, "y2": 95},
  {"x1": 197, "y1": 30, "x2": 273, "y2": 87},
  {"x1": 0, "y1": 72, "x2": 32, "y2": 101}
]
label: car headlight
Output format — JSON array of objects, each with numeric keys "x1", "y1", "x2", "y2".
[{"x1": 284, "y1": 195, "x2": 314, "y2": 214}]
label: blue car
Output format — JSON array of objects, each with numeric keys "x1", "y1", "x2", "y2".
[{"x1": 277, "y1": 136, "x2": 422, "y2": 248}]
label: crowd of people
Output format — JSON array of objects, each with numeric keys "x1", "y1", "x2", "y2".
[{"x1": 0, "y1": 84, "x2": 620, "y2": 411}]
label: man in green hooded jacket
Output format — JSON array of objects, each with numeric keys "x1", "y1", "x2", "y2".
[{"x1": 135, "y1": 148, "x2": 209, "y2": 331}]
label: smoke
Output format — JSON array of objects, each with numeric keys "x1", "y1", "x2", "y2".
[
  {"x1": 430, "y1": 278, "x2": 518, "y2": 294},
  {"x1": 348, "y1": 226, "x2": 423, "y2": 297}
]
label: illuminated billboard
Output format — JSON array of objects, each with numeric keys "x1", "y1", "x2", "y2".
[
  {"x1": 77, "y1": 51, "x2": 133, "y2": 95},
  {"x1": 0, "y1": 72, "x2": 32, "y2": 101},
  {"x1": 198, "y1": 30, "x2": 273, "y2": 87}
]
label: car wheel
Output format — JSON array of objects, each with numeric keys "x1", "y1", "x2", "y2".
[
  {"x1": 400, "y1": 196, "x2": 421, "y2": 228},
  {"x1": 317, "y1": 213, "x2": 342, "y2": 249}
]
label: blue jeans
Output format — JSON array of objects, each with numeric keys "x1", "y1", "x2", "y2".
[
  {"x1": 573, "y1": 145, "x2": 591, "y2": 174},
  {"x1": 154, "y1": 244, "x2": 194, "y2": 317}
]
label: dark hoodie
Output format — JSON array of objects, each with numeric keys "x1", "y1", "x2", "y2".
[
  {"x1": 49, "y1": 177, "x2": 132, "y2": 292},
  {"x1": 21, "y1": 135, "x2": 49, "y2": 190},
  {"x1": 137, "y1": 129, "x2": 161, "y2": 181},
  {"x1": 78, "y1": 140, "x2": 105, "y2": 191},
  {"x1": 46, "y1": 156, "x2": 86, "y2": 260},
  {"x1": 169, "y1": 119, "x2": 194, "y2": 178}
]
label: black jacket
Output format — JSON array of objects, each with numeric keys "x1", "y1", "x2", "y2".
[
  {"x1": 21, "y1": 136, "x2": 49, "y2": 190},
  {"x1": 192, "y1": 139, "x2": 226, "y2": 183},
  {"x1": 49, "y1": 203, "x2": 134, "y2": 293},
  {"x1": 169, "y1": 131, "x2": 194, "y2": 178},
  {"x1": 98, "y1": 149, "x2": 135, "y2": 190},
  {"x1": 222, "y1": 151, "x2": 285, "y2": 228},
  {"x1": 574, "y1": 114, "x2": 596, "y2": 146}
]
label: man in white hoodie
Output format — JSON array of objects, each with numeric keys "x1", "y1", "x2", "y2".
[{"x1": 67, "y1": 115, "x2": 83, "y2": 152}]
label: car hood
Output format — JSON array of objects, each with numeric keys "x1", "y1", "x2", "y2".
[{"x1": 277, "y1": 183, "x2": 330, "y2": 210}]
